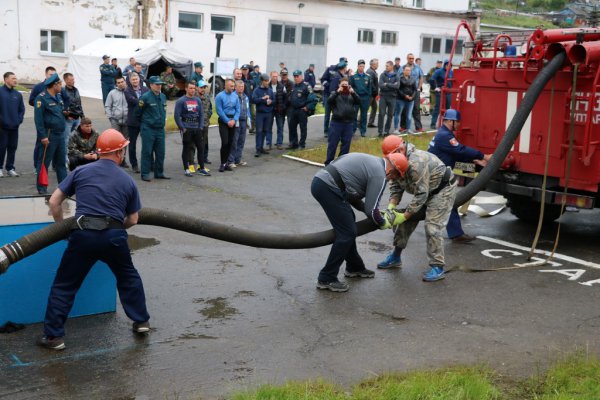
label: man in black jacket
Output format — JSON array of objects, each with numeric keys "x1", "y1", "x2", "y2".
[
  {"x1": 366, "y1": 59, "x2": 379, "y2": 127},
  {"x1": 325, "y1": 77, "x2": 359, "y2": 165}
]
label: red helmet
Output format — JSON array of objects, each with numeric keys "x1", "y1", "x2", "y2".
[
  {"x1": 381, "y1": 135, "x2": 404, "y2": 156},
  {"x1": 385, "y1": 153, "x2": 409, "y2": 177},
  {"x1": 96, "y1": 129, "x2": 130, "y2": 154}
]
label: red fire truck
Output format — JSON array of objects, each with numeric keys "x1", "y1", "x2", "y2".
[{"x1": 441, "y1": 22, "x2": 600, "y2": 222}]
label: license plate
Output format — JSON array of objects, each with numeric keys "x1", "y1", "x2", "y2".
[{"x1": 455, "y1": 162, "x2": 476, "y2": 172}]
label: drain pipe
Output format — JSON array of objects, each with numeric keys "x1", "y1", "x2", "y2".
[{"x1": 0, "y1": 52, "x2": 567, "y2": 275}]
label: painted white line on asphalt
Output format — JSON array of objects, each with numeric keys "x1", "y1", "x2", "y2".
[
  {"x1": 477, "y1": 236, "x2": 600, "y2": 270},
  {"x1": 282, "y1": 154, "x2": 324, "y2": 167}
]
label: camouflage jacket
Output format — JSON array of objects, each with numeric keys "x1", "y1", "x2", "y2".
[
  {"x1": 68, "y1": 128, "x2": 99, "y2": 160},
  {"x1": 389, "y1": 143, "x2": 447, "y2": 215},
  {"x1": 160, "y1": 72, "x2": 176, "y2": 86},
  {"x1": 198, "y1": 94, "x2": 213, "y2": 128}
]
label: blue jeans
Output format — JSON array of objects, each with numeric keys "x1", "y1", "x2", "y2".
[
  {"x1": 446, "y1": 208, "x2": 464, "y2": 239},
  {"x1": 311, "y1": 177, "x2": 365, "y2": 283},
  {"x1": 0, "y1": 128, "x2": 19, "y2": 171},
  {"x1": 273, "y1": 113, "x2": 285, "y2": 145},
  {"x1": 255, "y1": 112, "x2": 273, "y2": 150},
  {"x1": 322, "y1": 92, "x2": 331, "y2": 134},
  {"x1": 354, "y1": 96, "x2": 370, "y2": 135},
  {"x1": 393, "y1": 99, "x2": 414, "y2": 131},
  {"x1": 325, "y1": 121, "x2": 353, "y2": 165},
  {"x1": 229, "y1": 119, "x2": 247, "y2": 164},
  {"x1": 140, "y1": 126, "x2": 166, "y2": 178},
  {"x1": 36, "y1": 132, "x2": 67, "y2": 193},
  {"x1": 127, "y1": 125, "x2": 140, "y2": 168},
  {"x1": 43, "y1": 229, "x2": 150, "y2": 338}
]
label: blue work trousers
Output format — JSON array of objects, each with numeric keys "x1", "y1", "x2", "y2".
[
  {"x1": 311, "y1": 177, "x2": 365, "y2": 283},
  {"x1": 446, "y1": 208, "x2": 464, "y2": 239},
  {"x1": 394, "y1": 99, "x2": 414, "y2": 131},
  {"x1": 255, "y1": 112, "x2": 273, "y2": 150},
  {"x1": 353, "y1": 95, "x2": 370, "y2": 136},
  {"x1": 431, "y1": 92, "x2": 452, "y2": 129},
  {"x1": 127, "y1": 125, "x2": 140, "y2": 168},
  {"x1": 36, "y1": 132, "x2": 67, "y2": 194},
  {"x1": 43, "y1": 229, "x2": 150, "y2": 338},
  {"x1": 140, "y1": 126, "x2": 165, "y2": 178},
  {"x1": 272, "y1": 113, "x2": 286, "y2": 145},
  {"x1": 322, "y1": 92, "x2": 331, "y2": 134},
  {"x1": 229, "y1": 119, "x2": 247, "y2": 164},
  {"x1": 325, "y1": 121, "x2": 353, "y2": 165},
  {"x1": 288, "y1": 108, "x2": 308, "y2": 148},
  {"x1": 0, "y1": 128, "x2": 19, "y2": 171}
]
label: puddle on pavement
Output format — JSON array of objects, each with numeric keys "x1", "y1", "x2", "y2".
[
  {"x1": 235, "y1": 290, "x2": 255, "y2": 297},
  {"x1": 367, "y1": 241, "x2": 393, "y2": 253},
  {"x1": 178, "y1": 333, "x2": 218, "y2": 340},
  {"x1": 128, "y1": 235, "x2": 160, "y2": 252},
  {"x1": 195, "y1": 297, "x2": 239, "y2": 319}
]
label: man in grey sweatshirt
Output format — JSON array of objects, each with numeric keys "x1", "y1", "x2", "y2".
[{"x1": 105, "y1": 76, "x2": 129, "y2": 167}]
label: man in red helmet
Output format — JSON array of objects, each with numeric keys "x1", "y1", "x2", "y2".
[
  {"x1": 378, "y1": 135, "x2": 457, "y2": 282},
  {"x1": 38, "y1": 129, "x2": 151, "y2": 351}
]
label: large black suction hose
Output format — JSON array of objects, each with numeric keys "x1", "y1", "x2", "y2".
[{"x1": 0, "y1": 52, "x2": 566, "y2": 275}]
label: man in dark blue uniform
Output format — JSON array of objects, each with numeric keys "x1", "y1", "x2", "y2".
[
  {"x1": 135, "y1": 76, "x2": 170, "y2": 182},
  {"x1": 304, "y1": 64, "x2": 316, "y2": 88},
  {"x1": 34, "y1": 73, "x2": 67, "y2": 194},
  {"x1": 320, "y1": 57, "x2": 347, "y2": 137},
  {"x1": 38, "y1": 129, "x2": 150, "y2": 350},
  {"x1": 100, "y1": 55, "x2": 117, "y2": 104},
  {"x1": 428, "y1": 109, "x2": 490, "y2": 242},
  {"x1": 350, "y1": 59, "x2": 372, "y2": 137},
  {"x1": 190, "y1": 62, "x2": 204, "y2": 83},
  {"x1": 287, "y1": 70, "x2": 317, "y2": 149}
]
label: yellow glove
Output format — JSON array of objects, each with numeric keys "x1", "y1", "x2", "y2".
[
  {"x1": 379, "y1": 212, "x2": 392, "y2": 230},
  {"x1": 392, "y1": 210, "x2": 406, "y2": 226},
  {"x1": 387, "y1": 203, "x2": 396, "y2": 210}
]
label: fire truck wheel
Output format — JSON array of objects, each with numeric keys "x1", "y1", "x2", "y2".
[{"x1": 507, "y1": 195, "x2": 564, "y2": 224}]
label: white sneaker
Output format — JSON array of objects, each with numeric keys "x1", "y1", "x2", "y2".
[
  {"x1": 392, "y1": 129, "x2": 400, "y2": 134},
  {"x1": 229, "y1": 163, "x2": 237, "y2": 168},
  {"x1": 7, "y1": 169, "x2": 19, "y2": 177},
  {"x1": 0, "y1": 170, "x2": 3, "y2": 177},
  {"x1": 238, "y1": 161, "x2": 247, "y2": 166}
]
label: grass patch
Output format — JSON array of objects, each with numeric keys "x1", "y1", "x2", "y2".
[
  {"x1": 288, "y1": 133, "x2": 434, "y2": 164},
  {"x1": 229, "y1": 353, "x2": 600, "y2": 400},
  {"x1": 481, "y1": 11, "x2": 558, "y2": 29},
  {"x1": 0, "y1": 83, "x2": 29, "y2": 92}
]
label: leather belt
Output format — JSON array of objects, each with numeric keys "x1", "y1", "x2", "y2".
[
  {"x1": 73, "y1": 216, "x2": 124, "y2": 231},
  {"x1": 429, "y1": 167, "x2": 456, "y2": 197}
]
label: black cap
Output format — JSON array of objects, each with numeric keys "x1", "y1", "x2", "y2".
[
  {"x1": 241, "y1": 64, "x2": 250, "y2": 69},
  {"x1": 358, "y1": 59, "x2": 365, "y2": 65}
]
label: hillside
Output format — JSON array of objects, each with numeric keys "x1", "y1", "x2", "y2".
[{"x1": 477, "y1": 0, "x2": 566, "y2": 28}]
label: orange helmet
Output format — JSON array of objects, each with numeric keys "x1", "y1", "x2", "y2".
[
  {"x1": 96, "y1": 129, "x2": 130, "y2": 154},
  {"x1": 381, "y1": 135, "x2": 404, "y2": 156},
  {"x1": 385, "y1": 153, "x2": 409, "y2": 177}
]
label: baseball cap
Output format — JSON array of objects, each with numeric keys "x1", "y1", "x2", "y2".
[
  {"x1": 102, "y1": 55, "x2": 110, "y2": 60},
  {"x1": 241, "y1": 64, "x2": 250, "y2": 69},
  {"x1": 280, "y1": 68, "x2": 289, "y2": 75},
  {"x1": 260, "y1": 73, "x2": 270, "y2": 81},
  {"x1": 358, "y1": 59, "x2": 365, "y2": 65},
  {"x1": 197, "y1": 80, "x2": 208, "y2": 87}
]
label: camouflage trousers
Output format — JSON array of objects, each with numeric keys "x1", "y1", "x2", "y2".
[{"x1": 392, "y1": 181, "x2": 457, "y2": 266}]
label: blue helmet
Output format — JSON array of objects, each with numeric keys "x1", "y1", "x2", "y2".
[{"x1": 443, "y1": 109, "x2": 461, "y2": 121}]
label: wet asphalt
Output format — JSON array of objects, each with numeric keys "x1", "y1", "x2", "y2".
[{"x1": 1, "y1": 97, "x2": 599, "y2": 400}]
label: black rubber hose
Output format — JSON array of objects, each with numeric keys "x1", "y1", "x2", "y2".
[{"x1": 0, "y1": 51, "x2": 566, "y2": 274}]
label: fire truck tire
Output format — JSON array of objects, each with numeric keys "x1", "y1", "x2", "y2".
[{"x1": 507, "y1": 195, "x2": 563, "y2": 223}]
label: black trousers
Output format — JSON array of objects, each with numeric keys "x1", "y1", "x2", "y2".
[
  {"x1": 218, "y1": 119, "x2": 236, "y2": 165},
  {"x1": 182, "y1": 128, "x2": 204, "y2": 170}
]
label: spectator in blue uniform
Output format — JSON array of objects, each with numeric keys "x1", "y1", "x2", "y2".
[
  {"x1": 320, "y1": 57, "x2": 347, "y2": 137},
  {"x1": 304, "y1": 64, "x2": 316, "y2": 88},
  {"x1": 428, "y1": 109, "x2": 490, "y2": 242},
  {"x1": 100, "y1": 55, "x2": 117, "y2": 104},
  {"x1": 350, "y1": 59, "x2": 372, "y2": 137},
  {"x1": 37, "y1": 129, "x2": 150, "y2": 351},
  {"x1": 287, "y1": 70, "x2": 317, "y2": 149},
  {"x1": 252, "y1": 74, "x2": 274, "y2": 157},
  {"x1": 430, "y1": 60, "x2": 453, "y2": 129},
  {"x1": 124, "y1": 72, "x2": 149, "y2": 173},
  {"x1": 0, "y1": 72, "x2": 25, "y2": 177}
]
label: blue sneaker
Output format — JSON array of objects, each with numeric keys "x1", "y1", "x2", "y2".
[
  {"x1": 422, "y1": 266, "x2": 445, "y2": 282},
  {"x1": 377, "y1": 252, "x2": 401, "y2": 269}
]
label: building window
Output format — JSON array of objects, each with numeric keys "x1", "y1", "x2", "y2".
[
  {"x1": 445, "y1": 39, "x2": 454, "y2": 54},
  {"x1": 179, "y1": 12, "x2": 202, "y2": 30},
  {"x1": 357, "y1": 29, "x2": 374, "y2": 44},
  {"x1": 421, "y1": 37, "x2": 431, "y2": 53},
  {"x1": 105, "y1": 34, "x2": 128, "y2": 38},
  {"x1": 432, "y1": 38, "x2": 441, "y2": 53},
  {"x1": 301, "y1": 27, "x2": 313, "y2": 45},
  {"x1": 455, "y1": 39, "x2": 464, "y2": 55},
  {"x1": 412, "y1": 0, "x2": 424, "y2": 7},
  {"x1": 381, "y1": 31, "x2": 397, "y2": 45},
  {"x1": 314, "y1": 28, "x2": 326, "y2": 45},
  {"x1": 284, "y1": 25, "x2": 296, "y2": 44},
  {"x1": 381, "y1": 0, "x2": 394, "y2": 4},
  {"x1": 271, "y1": 24, "x2": 283, "y2": 42},
  {"x1": 40, "y1": 30, "x2": 66, "y2": 54},
  {"x1": 211, "y1": 15, "x2": 234, "y2": 33}
]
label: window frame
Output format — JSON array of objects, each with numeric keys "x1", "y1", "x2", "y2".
[
  {"x1": 178, "y1": 11, "x2": 203, "y2": 31},
  {"x1": 357, "y1": 28, "x2": 375, "y2": 44},
  {"x1": 412, "y1": 0, "x2": 424, "y2": 8},
  {"x1": 301, "y1": 26, "x2": 313, "y2": 45},
  {"x1": 40, "y1": 29, "x2": 67, "y2": 56},
  {"x1": 313, "y1": 27, "x2": 326, "y2": 46},
  {"x1": 283, "y1": 25, "x2": 296, "y2": 44},
  {"x1": 381, "y1": 30, "x2": 397, "y2": 46},
  {"x1": 270, "y1": 23, "x2": 283, "y2": 43},
  {"x1": 210, "y1": 14, "x2": 235, "y2": 34}
]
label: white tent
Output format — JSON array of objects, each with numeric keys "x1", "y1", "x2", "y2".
[{"x1": 68, "y1": 38, "x2": 193, "y2": 99}]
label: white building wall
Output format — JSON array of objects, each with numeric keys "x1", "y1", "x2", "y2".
[
  {"x1": 167, "y1": 0, "x2": 472, "y2": 76},
  {"x1": 397, "y1": 0, "x2": 470, "y2": 12},
  {"x1": 0, "y1": 0, "x2": 164, "y2": 84}
]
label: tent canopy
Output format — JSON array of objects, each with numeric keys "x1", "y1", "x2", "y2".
[{"x1": 68, "y1": 38, "x2": 193, "y2": 99}]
